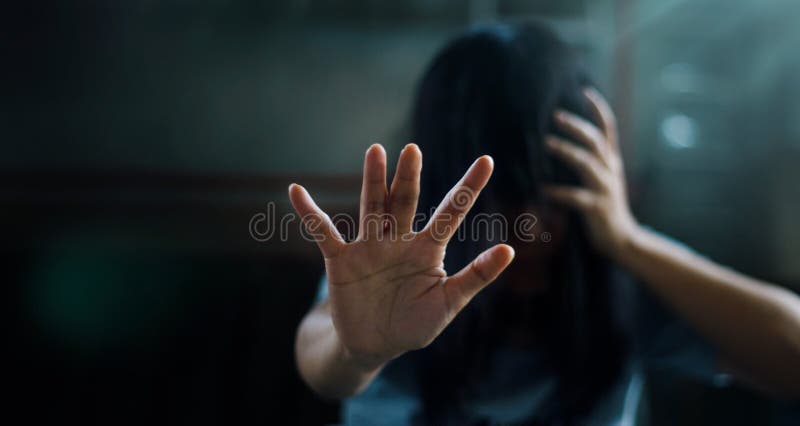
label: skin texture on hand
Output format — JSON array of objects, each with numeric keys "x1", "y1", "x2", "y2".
[
  {"x1": 289, "y1": 144, "x2": 515, "y2": 370},
  {"x1": 543, "y1": 87, "x2": 640, "y2": 260}
]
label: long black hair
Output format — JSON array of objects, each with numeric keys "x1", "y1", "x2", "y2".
[{"x1": 411, "y1": 22, "x2": 632, "y2": 424}]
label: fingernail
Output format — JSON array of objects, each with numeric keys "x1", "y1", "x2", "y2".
[{"x1": 545, "y1": 137, "x2": 559, "y2": 149}]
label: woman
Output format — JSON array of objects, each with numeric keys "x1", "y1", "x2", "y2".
[{"x1": 290, "y1": 23, "x2": 800, "y2": 425}]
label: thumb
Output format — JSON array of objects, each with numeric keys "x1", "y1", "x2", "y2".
[{"x1": 444, "y1": 244, "x2": 515, "y2": 313}]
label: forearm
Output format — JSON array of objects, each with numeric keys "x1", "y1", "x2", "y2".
[
  {"x1": 294, "y1": 303, "x2": 384, "y2": 399},
  {"x1": 617, "y1": 225, "x2": 800, "y2": 398}
]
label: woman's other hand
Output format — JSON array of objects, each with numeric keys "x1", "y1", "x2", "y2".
[{"x1": 543, "y1": 87, "x2": 640, "y2": 260}]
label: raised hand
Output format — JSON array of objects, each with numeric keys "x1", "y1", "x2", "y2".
[{"x1": 289, "y1": 144, "x2": 514, "y2": 369}]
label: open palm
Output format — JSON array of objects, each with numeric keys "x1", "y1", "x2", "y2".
[{"x1": 289, "y1": 143, "x2": 514, "y2": 368}]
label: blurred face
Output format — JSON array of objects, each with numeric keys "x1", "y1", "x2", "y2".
[
  {"x1": 509, "y1": 203, "x2": 568, "y2": 255},
  {"x1": 502, "y1": 202, "x2": 569, "y2": 292}
]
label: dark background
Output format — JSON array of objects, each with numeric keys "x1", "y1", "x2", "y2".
[{"x1": 3, "y1": 0, "x2": 800, "y2": 424}]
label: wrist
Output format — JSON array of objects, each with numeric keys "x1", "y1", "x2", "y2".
[
  {"x1": 611, "y1": 219, "x2": 647, "y2": 266},
  {"x1": 333, "y1": 333, "x2": 388, "y2": 376},
  {"x1": 616, "y1": 222, "x2": 669, "y2": 277}
]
